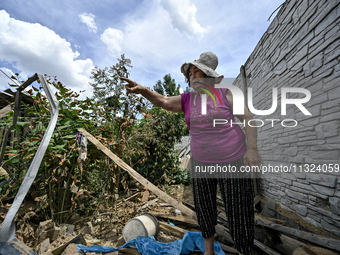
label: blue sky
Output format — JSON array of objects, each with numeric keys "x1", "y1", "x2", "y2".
[{"x1": 0, "y1": 0, "x2": 284, "y2": 97}]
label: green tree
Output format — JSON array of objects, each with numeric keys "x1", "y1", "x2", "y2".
[
  {"x1": 127, "y1": 74, "x2": 190, "y2": 185},
  {"x1": 153, "y1": 74, "x2": 180, "y2": 96},
  {"x1": 131, "y1": 107, "x2": 190, "y2": 185},
  {"x1": 184, "y1": 86, "x2": 190, "y2": 93},
  {"x1": 90, "y1": 54, "x2": 136, "y2": 118},
  {"x1": 153, "y1": 74, "x2": 189, "y2": 136}
]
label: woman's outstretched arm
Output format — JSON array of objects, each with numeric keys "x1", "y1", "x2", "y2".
[{"x1": 120, "y1": 77, "x2": 182, "y2": 112}]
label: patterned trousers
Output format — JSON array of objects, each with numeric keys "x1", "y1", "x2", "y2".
[{"x1": 191, "y1": 157, "x2": 255, "y2": 255}]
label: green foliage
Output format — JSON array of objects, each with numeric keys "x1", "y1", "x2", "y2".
[
  {"x1": 131, "y1": 107, "x2": 190, "y2": 185},
  {"x1": 0, "y1": 76, "x2": 128, "y2": 223},
  {"x1": 153, "y1": 74, "x2": 180, "y2": 96},
  {"x1": 90, "y1": 54, "x2": 132, "y2": 104}
]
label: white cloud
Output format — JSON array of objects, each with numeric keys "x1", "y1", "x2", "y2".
[
  {"x1": 79, "y1": 13, "x2": 97, "y2": 33},
  {"x1": 159, "y1": 0, "x2": 208, "y2": 38},
  {"x1": 101, "y1": 28, "x2": 124, "y2": 56},
  {"x1": 0, "y1": 10, "x2": 93, "y2": 94}
]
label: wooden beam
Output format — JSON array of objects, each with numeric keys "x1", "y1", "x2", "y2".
[
  {"x1": 255, "y1": 217, "x2": 340, "y2": 252},
  {"x1": 158, "y1": 221, "x2": 190, "y2": 238},
  {"x1": 253, "y1": 240, "x2": 281, "y2": 255},
  {"x1": 79, "y1": 128, "x2": 196, "y2": 220},
  {"x1": 148, "y1": 212, "x2": 198, "y2": 227}
]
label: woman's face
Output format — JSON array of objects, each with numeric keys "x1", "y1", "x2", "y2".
[{"x1": 188, "y1": 65, "x2": 206, "y2": 92}]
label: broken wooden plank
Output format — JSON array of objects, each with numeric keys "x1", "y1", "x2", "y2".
[
  {"x1": 253, "y1": 239, "x2": 281, "y2": 255},
  {"x1": 255, "y1": 217, "x2": 340, "y2": 252},
  {"x1": 158, "y1": 221, "x2": 190, "y2": 238},
  {"x1": 148, "y1": 212, "x2": 198, "y2": 227},
  {"x1": 255, "y1": 213, "x2": 287, "y2": 225},
  {"x1": 274, "y1": 234, "x2": 306, "y2": 255},
  {"x1": 79, "y1": 128, "x2": 197, "y2": 220}
]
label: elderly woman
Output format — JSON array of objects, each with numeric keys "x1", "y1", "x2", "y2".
[{"x1": 120, "y1": 52, "x2": 261, "y2": 255}]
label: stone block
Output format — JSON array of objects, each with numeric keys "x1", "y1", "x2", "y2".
[
  {"x1": 304, "y1": 217, "x2": 322, "y2": 228},
  {"x1": 311, "y1": 144, "x2": 340, "y2": 150},
  {"x1": 321, "y1": 219, "x2": 340, "y2": 237},
  {"x1": 311, "y1": 184, "x2": 334, "y2": 196},
  {"x1": 325, "y1": 24, "x2": 339, "y2": 40},
  {"x1": 292, "y1": 204, "x2": 308, "y2": 216},
  {"x1": 313, "y1": 65, "x2": 336, "y2": 79},
  {"x1": 328, "y1": 85, "x2": 340, "y2": 101},
  {"x1": 303, "y1": 52, "x2": 324, "y2": 76},
  {"x1": 284, "y1": 146, "x2": 299, "y2": 156},
  {"x1": 273, "y1": 59, "x2": 287, "y2": 75},
  {"x1": 320, "y1": 111, "x2": 340, "y2": 123},
  {"x1": 281, "y1": 172, "x2": 297, "y2": 181},
  {"x1": 308, "y1": 31, "x2": 324, "y2": 48},
  {"x1": 324, "y1": 76, "x2": 340, "y2": 92},
  {"x1": 278, "y1": 135, "x2": 298, "y2": 144},
  {"x1": 298, "y1": 117, "x2": 320, "y2": 127},
  {"x1": 335, "y1": 190, "x2": 340, "y2": 198},
  {"x1": 289, "y1": 22, "x2": 309, "y2": 49},
  {"x1": 292, "y1": 0, "x2": 306, "y2": 23},
  {"x1": 291, "y1": 186, "x2": 326, "y2": 200},
  {"x1": 309, "y1": 150, "x2": 339, "y2": 160},
  {"x1": 314, "y1": 3, "x2": 340, "y2": 36},
  {"x1": 307, "y1": 173, "x2": 337, "y2": 187},
  {"x1": 293, "y1": 181, "x2": 316, "y2": 192},
  {"x1": 306, "y1": 212, "x2": 321, "y2": 222},
  {"x1": 298, "y1": 131, "x2": 316, "y2": 138},
  {"x1": 315, "y1": 120, "x2": 339, "y2": 139},
  {"x1": 299, "y1": 3, "x2": 317, "y2": 27},
  {"x1": 307, "y1": 196, "x2": 318, "y2": 208},
  {"x1": 321, "y1": 99, "x2": 338, "y2": 112},
  {"x1": 312, "y1": 191, "x2": 330, "y2": 200},
  {"x1": 329, "y1": 197, "x2": 340, "y2": 216},
  {"x1": 322, "y1": 106, "x2": 340, "y2": 116},
  {"x1": 324, "y1": 44, "x2": 340, "y2": 64},
  {"x1": 323, "y1": 216, "x2": 340, "y2": 228},
  {"x1": 288, "y1": 196, "x2": 300, "y2": 204},
  {"x1": 309, "y1": 0, "x2": 338, "y2": 30},
  {"x1": 296, "y1": 105, "x2": 321, "y2": 121},
  {"x1": 278, "y1": 179, "x2": 293, "y2": 186},
  {"x1": 292, "y1": 170, "x2": 306, "y2": 179},
  {"x1": 285, "y1": 189, "x2": 308, "y2": 202}
]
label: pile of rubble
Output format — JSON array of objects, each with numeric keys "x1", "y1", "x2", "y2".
[
  {"x1": 0, "y1": 184, "x2": 241, "y2": 255},
  {"x1": 1, "y1": 182, "x2": 340, "y2": 255}
]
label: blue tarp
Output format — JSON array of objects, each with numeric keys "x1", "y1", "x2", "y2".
[{"x1": 78, "y1": 231, "x2": 225, "y2": 255}]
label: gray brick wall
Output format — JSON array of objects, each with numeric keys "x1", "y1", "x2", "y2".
[{"x1": 232, "y1": 0, "x2": 340, "y2": 236}]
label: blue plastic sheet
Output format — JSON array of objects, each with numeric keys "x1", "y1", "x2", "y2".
[{"x1": 78, "y1": 231, "x2": 225, "y2": 255}]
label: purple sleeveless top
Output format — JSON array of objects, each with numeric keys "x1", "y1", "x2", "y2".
[{"x1": 181, "y1": 88, "x2": 247, "y2": 163}]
